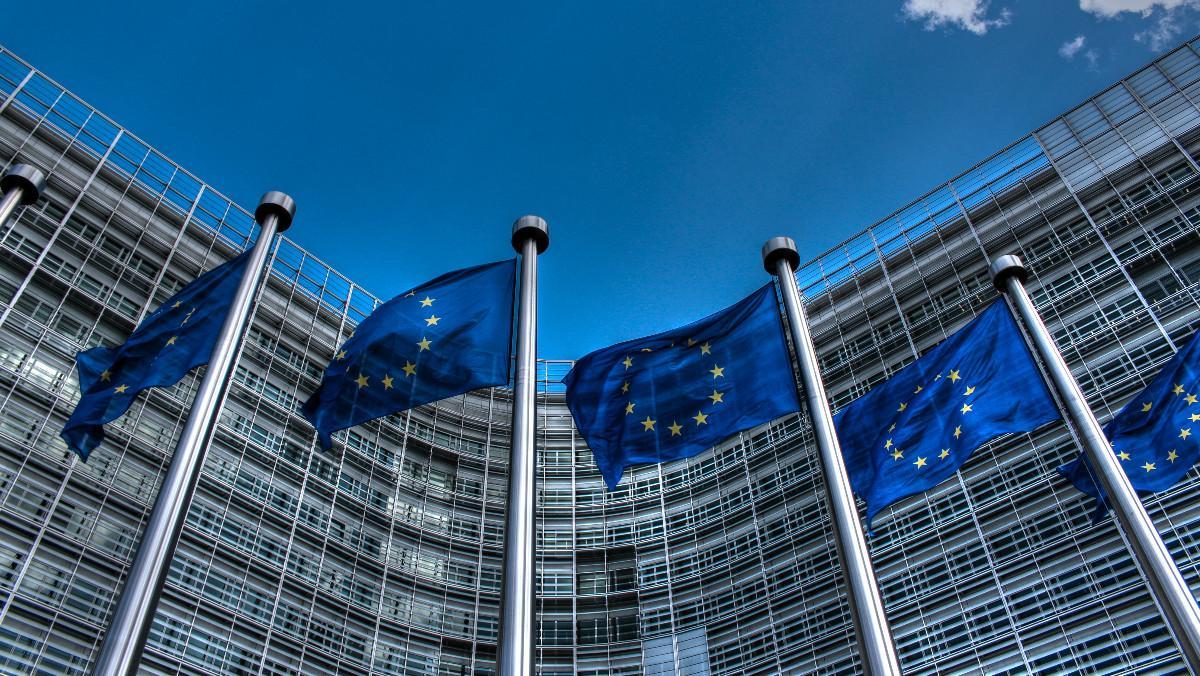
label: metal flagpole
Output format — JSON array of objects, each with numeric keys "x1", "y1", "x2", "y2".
[
  {"x1": 991, "y1": 254, "x2": 1200, "y2": 671},
  {"x1": 91, "y1": 191, "x2": 295, "y2": 676},
  {"x1": 763, "y1": 237, "x2": 901, "y2": 676},
  {"x1": 0, "y1": 163, "x2": 46, "y2": 231},
  {"x1": 498, "y1": 215, "x2": 549, "y2": 676}
]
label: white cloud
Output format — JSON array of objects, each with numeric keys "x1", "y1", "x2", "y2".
[
  {"x1": 1085, "y1": 48, "x2": 1101, "y2": 67},
  {"x1": 1079, "y1": 0, "x2": 1199, "y2": 52},
  {"x1": 1079, "y1": 0, "x2": 1197, "y2": 18},
  {"x1": 902, "y1": 0, "x2": 1012, "y2": 35},
  {"x1": 1059, "y1": 35, "x2": 1088, "y2": 58},
  {"x1": 1135, "y1": 7, "x2": 1191, "y2": 50}
]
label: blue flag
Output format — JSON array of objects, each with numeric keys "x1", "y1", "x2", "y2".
[
  {"x1": 835, "y1": 300, "x2": 1060, "y2": 525},
  {"x1": 61, "y1": 251, "x2": 253, "y2": 460},
  {"x1": 301, "y1": 259, "x2": 515, "y2": 449},
  {"x1": 1060, "y1": 329, "x2": 1200, "y2": 509},
  {"x1": 564, "y1": 284, "x2": 801, "y2": 489}
]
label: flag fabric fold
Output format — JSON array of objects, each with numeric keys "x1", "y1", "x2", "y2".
[
  {"x1": 1060, "y1": 328, "x2": 1200, "y2": 509},
  {"x1": 61, "y1": 251, "x2": 253, "y2": 459},
  {"x1": 835, "y1": 300, "x2": 1060, "y2": 525},
  {"x1": 301, "y1": 258, "x2": 516, "y2": 449},
  {"x1": 564, "y1": 283, "x2": 802, "y2": 489}
]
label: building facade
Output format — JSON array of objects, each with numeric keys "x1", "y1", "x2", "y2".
[{"x1": 0, "y1": 37, "x2": 1199, "y2": 675}]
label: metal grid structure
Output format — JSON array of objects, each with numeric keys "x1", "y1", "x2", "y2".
[{"x1": 0, "y1": 36, "x2": 1199, "y2": 674}]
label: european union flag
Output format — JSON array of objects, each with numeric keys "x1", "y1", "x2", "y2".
[
  {"x1": 301, "y1": 259, "x2": 515, "y2": 449},
  {"x1": 1060, "y1": 329, "x2": 1200, "y2": 508},
  {"x1": 564, "y1": 284, "x2": 801, "y2": 489},
  {"x1": 61, "y1": 251, "x2": 253, "y2": 459},
  {"x1": 835, "y1": 300, "x2": 1060, "y2": 525}
]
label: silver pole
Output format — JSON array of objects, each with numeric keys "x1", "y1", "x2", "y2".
[
  {"x1": 763, "y1": 237, "x2": 901, "y2": 676},
  {"x1": 0, "y1": 163, "x2": 46, "y2": 231},
  {"x1": 91, "y1": 192, "x2": 295, "y2": 676},
  {"x1": 498, "y1": 215, "x2": 548, "y2": 676},
  {"x1": 991, "y1": 254, "x2": 1200, "y2": 671}
]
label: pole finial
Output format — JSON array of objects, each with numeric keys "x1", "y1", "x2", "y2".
[
  {"x1": 989, "y1": 254, "x2": 1027, "y2": 292},
  {"x1": 1, "y1": 164, "x2": 47, "y2": 205},
  {"x1": 255, "y1": 191, "x2": 296, "y2": 232},
  {"x1": 762, "y1": 236, "x2": 800, "y2": 274},
  {"x1": 512, "y1": 215, "x2": 549, "y2": 254}
]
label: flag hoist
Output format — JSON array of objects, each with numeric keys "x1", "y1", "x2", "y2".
[
  {"x1": 991, "y1": 254, "x2": 1200, "y2": 671},
  {"x1": 762, "y1": 236, "x2": 902, "y2": 676},
  {"x1": 91, "y1": 191, "x2": 295, "y2": 676},
  {"x1": 498, "y1": 215, "x2": 549, "y2": 676}
]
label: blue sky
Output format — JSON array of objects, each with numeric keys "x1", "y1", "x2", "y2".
[{"x1": 3, "y1": 1, "x2": 1197, "y2": 358}]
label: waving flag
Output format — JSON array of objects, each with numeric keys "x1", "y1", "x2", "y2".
[
  {"x1": 62, "y1": 251, "x2": 253, "y2": 459},
  {"x1": 301, "y1": 259, "x2": 516, "y2": 449},
  {"x1": 564, "y1": 284, "x2": 801, "y2": 489},
  {"x1": 835, "y1": 300, "x2": 1060, "y2": 525}
]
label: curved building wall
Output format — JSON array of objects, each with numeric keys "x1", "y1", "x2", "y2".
[{"x1": 2, "y1": 39, "x2": 1200, "y2": 675}]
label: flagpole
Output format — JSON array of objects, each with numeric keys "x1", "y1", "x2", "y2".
[
  {"x1": 763, "y1": 237, "x2": 901, "y2": 676},
  {"x1": 498, "y1": 215, "x2": 549, "y2": 676},
  {"x1": 991, "y1": 254, "x2": 1200, "y2": 670},
  {"x1": 92, "y1": 191, "x2": 295, "y2": 676},
  {"x1": 0, "y1": 163, "x2": 46, "y2": 231}
]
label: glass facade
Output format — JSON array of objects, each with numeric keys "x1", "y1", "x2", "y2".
[{"x1": 0, "y1": 36, "x2": 1199, "y2": 675}]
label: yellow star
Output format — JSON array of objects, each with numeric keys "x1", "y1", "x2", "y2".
[
  {"x1": 182, "y1": 308, "x2": 196, "y2": 324},
  {"x1": 625, "y1": 402, "x2": 635, "y2": 415},
  {"x1": 1192, "y1": 413, "x2": 1200, "y2": 423},
  {"x1": 693, "y1": 411, "x2": 709, "y2": 426},
  {"x1": 404, "y1": 290, "x2": 415, "y2": 297},
  {"x1": 710, "y1": 365, "x2": 725, "y2": 379},
  {"x1": 620, "y1": 381, "x2": 630, "y2": 394},
  {"x1": 382, "y1": 374, "x2": 394, "y2": 390},
  {"x1": 964, "y1": 386, "x2": 976, "y2": 396},
  {"x1": 166, "y1": 336, "x2": 178, "y2": 346},
  {"x1": 669, "y1": 421, "x2": 683, "y2": 436},
  {"x1": 884, "y1": 439, "x2": 893, "y2": 449},
  {"x1": 1117, "y1": 451, "x2": 1131, "y2": 461},
  {"x1": 914, "y1": 456, "x2": 927, "y2": 468},
  {"x1": 1181, "y1": 428, "x2": 1192, "y2": 440},
  {"x1": 1168, "y1": 449, "x2": 1179, "y2": 463},
  {"x1": 172, "y1": 300, "x2": 182, "y2": 308},
  {"x1": 417, "y1": 337, "x2": 432, "y2": 351},
  {"x1": 961, "y1": 403, "x2": 973, "y2": 414},
  {"x1": 1141, "y1": 402, "x2": 1153, "y2": 412},
  {"x1": 953, "y1": 426, "x2": 962, "y2": 439},
  {"x1": 1142, "y1": 462, "x2": 1156, "y2": 472},
  {"x1": 100, "y1": 369, "x2": 112, "y2": 381},
  {"x1": 420, "y1": 296, "x2": 435, "y2": 307},
  {"x1": 935, "y1": 373, "x2": 943, "y2": 380},
  {"x1": 687, "y1": 338, "x2": 697, "y2": 346},
  {"x1": 355, "y1": 374, "x2": 369, "y2": 388},
  {"x1": 640, "y1": 347, "x2": 653, "y2": 352},
  {"x1": 888, "y1": 423, "x2": 896, "y2": 432},
  {"x1": 709, "y1": 390, "x2": 724, "y2": 405},
  {"x1": 700, "y1": 342, "x2": 712, "y2": 355},
  {"x1": 402, "y1": 361, "x2": 417, "y2": 377},
  {"x1": 939, "y1": 449, "x2": 950, "y2": 459},
  {"x1": 948, "y1": 370, "x2": 961, "y2": 383},
  {"x1": 641, "y1": 416, "x2": 656, "y2": 431},
  {"x1": 1174, "y1": 384, "x2": 1186, "y2": 395},
  {"x1": 1187, "y1": 394, "x2": 1199, "y2": 406},
  {"x1": 114, "y1": 384, "x2": 129, "y2": 394},
  {"x1": 891, "y1": 449, "x2": 903, "y2": 461},
  {"x1": 914, "y1": 385, "x2": 923, "y2": 394},
  {"x1": 425, "y1": 315, "x2": 441, "y2": 326},
  {"x1": 623, "y1": 356, "x2": 633, "y2": 369},
  {"x1": 897, "y1": 402, "x2": 908, "y2": 412},
  {"x1": 336, "y1": 350, "x2": 347, "y2": 360}
]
